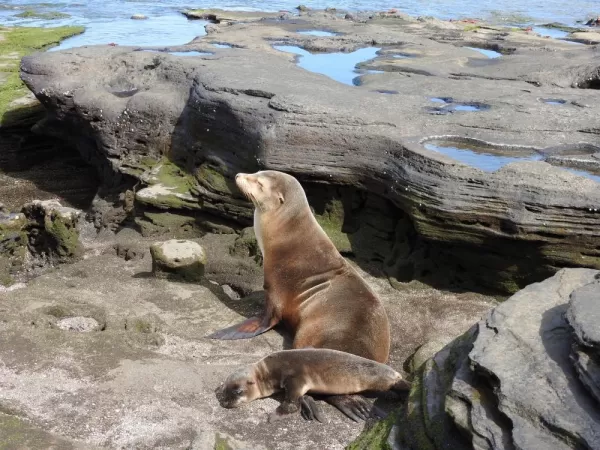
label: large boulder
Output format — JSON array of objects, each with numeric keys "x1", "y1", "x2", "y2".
[{"x1": 366, "y1": 269, "x2": 600, "y2": 450}]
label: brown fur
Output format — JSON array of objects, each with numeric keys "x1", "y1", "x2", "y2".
[
  {"x1": 215, "y1": 349, "x2": 410, "y2": 421},
  {"x1": 243, "y1": 170, "x2": 390, "y2": 362}
]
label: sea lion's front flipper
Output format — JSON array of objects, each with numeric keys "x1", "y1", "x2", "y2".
[
  {"x1": 268, "y1": 378, "x2": 306, "y2": 422},
  {"x1": 207, "y1": 313, "x2": 279, "y2": 340},
  {"x1": 300, "y1": 395, "x2": 327, "y2": 423},
  {"x1": 325, "y1": 394, "x2": 387, "y2": 422}
]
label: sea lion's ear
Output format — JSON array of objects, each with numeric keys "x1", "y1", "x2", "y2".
[{"x1": 278, "y1": 195, "x2": 285, "y2": 205}]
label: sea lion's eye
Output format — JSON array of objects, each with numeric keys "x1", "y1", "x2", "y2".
[{"x1": 257, "y1": 182, "x2": 263, "y2": 190}]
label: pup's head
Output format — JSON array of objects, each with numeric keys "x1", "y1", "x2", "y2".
[
  {"x1": 215, "y1": 366, "x2": 261, "y2": 408},
  {"x1": 235, "y1": 171, "x2": 305, "y2": 214}
]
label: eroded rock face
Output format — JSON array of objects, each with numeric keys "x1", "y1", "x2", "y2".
[
  {"x1": 380, "y1": 268, "x2": 600, "y2": 450},
  {"x1": 18, "y1": 12, "x2": 600, "y2": 295}
]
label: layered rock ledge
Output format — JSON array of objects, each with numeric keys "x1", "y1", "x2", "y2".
[{"x1": 19, "y1": 11, "x2": 600, "y2": 293}]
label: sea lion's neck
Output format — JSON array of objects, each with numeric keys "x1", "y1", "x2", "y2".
[
  {"x1": 254, "y1": 361, "x2": 277, "y2": 397},
  {"x1": 253, "y1": 208, "x2": 264, "y2": 256},
  {"x1": 258, "y1": 205, "x2": 343, "y2": 271}
]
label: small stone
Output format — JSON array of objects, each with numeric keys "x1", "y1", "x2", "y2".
[
  {"x1": 131, "y1": 14, "x2": 148, "y2": 20},
  {"x1": 221, "y1": 284, "x2": 240, "y2": 300},
  {"x1": 150, "y1": 239, "x2": 206, "y2": 282},
  {"x1": 56, "y1": 316, "x2": 100, "y2": 332}
]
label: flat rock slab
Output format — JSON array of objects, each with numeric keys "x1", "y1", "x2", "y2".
[{"x1": 0, "y1": 231, "x2": 496, "y2": 449}]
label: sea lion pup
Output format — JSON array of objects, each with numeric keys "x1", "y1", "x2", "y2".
[
  {"x1": 215, "y1": 348, "x2": 411, "y2": 422},
  {"x1": 208, "y1": 170, "x2": 391, "y2": 421}
]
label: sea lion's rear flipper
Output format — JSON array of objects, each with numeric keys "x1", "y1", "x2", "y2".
[
  {"x1": 325, "y1": 394, "x2": 388, "y2": 422},
  {"x1": 207, "y1": 314, "x2": 278, "y2": 340},
  {"x1": 391, "y1": 379, "x2": 412, "y2": 393}
]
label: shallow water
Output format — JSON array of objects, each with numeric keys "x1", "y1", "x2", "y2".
[
  {"x1": 2, "y1": 1, "x2": 598, "y2": 25},
  {"x1": 424, "y1": 142, "x2": 544, "y2": 171},
  {"x1": 0, "y1": 0, "x2": 597, "y2": 51},
  {"x1": 465, "y1": 47, "x2": 502, "y2": 58},
  {"x1": 429, "y1": 98, "x2": 488, "y2": 112},
  {"x1": 297, "y1": 30, "x2": 337, "y2": 36},
  {"x1": 562, "y1": 168, "x2": 600, "y2": 183},
  {"x1": 532, "y1": 26, "x2": 569, "y2": 39},
  {"x1": 273, "y1": 45, "x2": 380, "y2": 86},
  {"x1": 452, "y1": 104, "x2": 482, "y2": 111},
  {"x1": 424, "y1": 141, "x2": 600, "y2": 183},
  {"x1": 542, "y1": 98, "x2": 567, "y2": 105}
]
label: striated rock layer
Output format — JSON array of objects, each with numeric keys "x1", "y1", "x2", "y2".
[{"x1": 19, "y1": 12, "x2": 600, "y2": 292}]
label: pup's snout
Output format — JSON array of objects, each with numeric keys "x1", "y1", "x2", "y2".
[{"x1": 215, "y1": 383, "x2": 226, "y2": 402}]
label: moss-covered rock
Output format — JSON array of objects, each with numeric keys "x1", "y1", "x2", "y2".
[
  {"x1": 195, "y1": 162, "x2": 236, "y2": 196},
  {"x1": 1, "y1": 25, "x2": 84, "y2": 126},
  {"x1": 346, "y1": 410, "x2": 399, "y2": 450},
  {"x1": 0, "y1": 213, "x2": 28, "y2": 286},
  {"x1": 0, "y1": 411, "x2": 79, "y2": 449},
  {"x1": 229, "y1": 227, "x2": 261, "y2": 263},
  {"x1": 124, "y1": 313, "x2": 163, "y2": 334},
  {"x1": 136, "y1": 211, "x2": 200, "y2": 237},
  {"x1": 22, "y1": 200, "x2": 83, "y2": 262},
  {"x1": 312, "y1": 198, "x2": 352, "y2": 254},
  {"x1": 136, "y1": 160, "x2": 201, "y2": 210},
  {"x1": 150, "y1": 239, "x2": 206, "y2": 282}
]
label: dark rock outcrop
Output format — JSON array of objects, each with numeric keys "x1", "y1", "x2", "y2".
[
  {"x1": 19, "y1": 14, "x2": 600, "y2": 293},
  {"x1": 379, "y1": 268, "x2": 600, "y2": 450}
]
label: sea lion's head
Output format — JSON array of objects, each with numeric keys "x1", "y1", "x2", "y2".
[
  {"x1": 215, "y1": 366, "x2": 261, "y2": 408},
  {"x1": 235, "y1": 170, "x2": 306, "y2": 214}
]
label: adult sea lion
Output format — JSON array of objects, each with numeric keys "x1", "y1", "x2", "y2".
[
  {"x1": 208, "y1": 170, "x2": 392, "y2": 421},
  {"x1": 215, "y1": 348, "x2": 411, "y2": 422}
]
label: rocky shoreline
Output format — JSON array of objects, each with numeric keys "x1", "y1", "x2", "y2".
[
  {"x1": 0, "y1": 8, "x2": 599, "y2": 449},
  {"x1": 17, "y1": 8, "x2": 600, "y2": 294}
]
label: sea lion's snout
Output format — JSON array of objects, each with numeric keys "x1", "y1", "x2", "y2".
[
  {"x1": 235, "y1": 173, "x2": 252, "y2": 200},
  {"x1": 215, "y1": 383, "x2": 237, "y2": 408}
]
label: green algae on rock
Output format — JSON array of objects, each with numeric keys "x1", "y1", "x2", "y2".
[
  {"x1": 136, "y1": 160, "x2": 200, "y2": 210},
  {"x1": 0, "y1": 25, "x2": 83, "y2": 126},
  {"x1": 22, "y1": 199, "x2": 84, "y2": 263},
  {"x1": 0, "y1": 213, "x2": 28, "y2": 286},
  {"x1": 14, "y1": 10, "x2": 71, "y2": 20},
  {"x1": 346, "y1": 409, "x2": 399, "y2": 450},
  {"x1": 229, "y1": 226, "x2": 261, "y2": 263}
]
